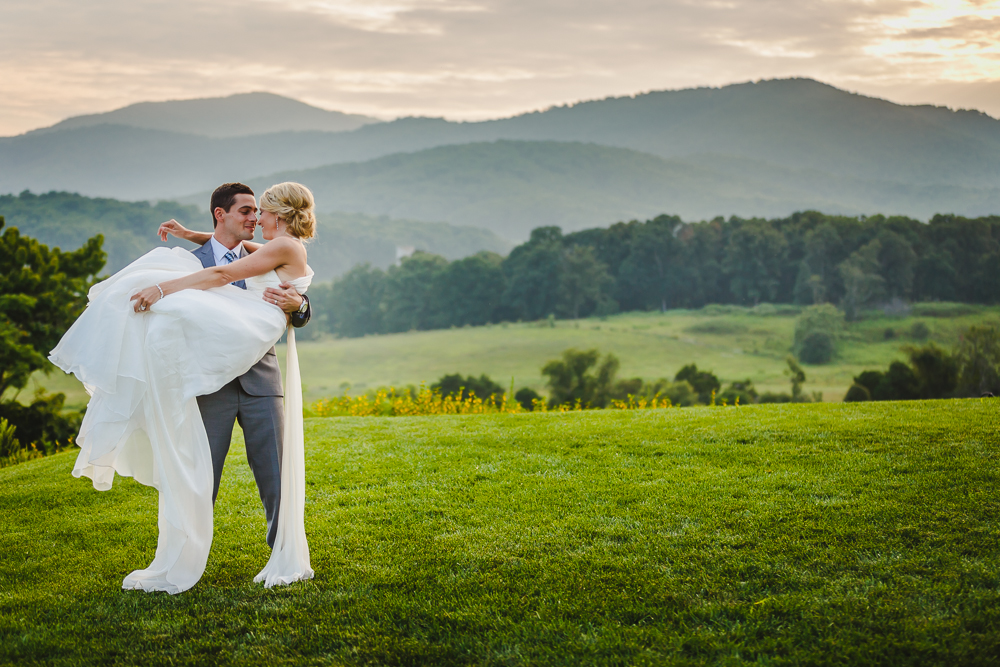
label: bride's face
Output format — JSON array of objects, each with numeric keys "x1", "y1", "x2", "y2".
[{"x1": 259, "y1": 210, "x2": 281, "y2": 240}]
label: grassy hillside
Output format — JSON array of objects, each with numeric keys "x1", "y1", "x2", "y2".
[
  {"x1": 0, "y1": 191, "x2": 506, "y2": 278},
  {"x1": 1, "y1": 402, "x2": 997, "y2": 665},
  {"x1": 31, "y1": 304, "x2": 998, "y2": 409}
]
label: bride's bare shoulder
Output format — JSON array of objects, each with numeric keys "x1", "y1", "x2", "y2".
[{"x1": 266, "y1": 236, "x2": 307, "y2": 256}]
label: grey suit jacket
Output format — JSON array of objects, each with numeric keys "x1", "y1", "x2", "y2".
[{"x1": 191, "y1": 241, "x2": 284, "y2": 397}]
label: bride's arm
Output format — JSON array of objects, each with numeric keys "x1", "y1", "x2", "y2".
[
  {"x1": 158, "y1": 219, "x2": 211, "y2": 245},
  {"x1": 158, "y1": 220, "x2": 263, "y2": 252},
  {"x1": 131, "y1": 238, "x2": 302, "y2": 312}
]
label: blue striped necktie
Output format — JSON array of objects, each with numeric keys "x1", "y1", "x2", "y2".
[{"x1": 222, "y1": 250, "x2": 246, "y2": 289}]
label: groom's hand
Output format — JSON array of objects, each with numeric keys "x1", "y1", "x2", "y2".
[{"x1": 264, "y1": 283, "x2": 304, "y2": 313}]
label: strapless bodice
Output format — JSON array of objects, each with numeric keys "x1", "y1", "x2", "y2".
[{"x1": 246, "y1": 266, "x2": 315, "y2": 295}]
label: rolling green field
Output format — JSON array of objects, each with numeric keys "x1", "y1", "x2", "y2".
[
  {"x1": 24, "y1": 304, "x2": 1000, "y2": 410},
  {"x1": 1, "y1": 401, "x2": 998, "y2": 665}
]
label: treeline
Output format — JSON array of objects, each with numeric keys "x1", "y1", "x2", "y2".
[{"x1": 310, "y1": 211, "x2": 1000, "y2": 337}]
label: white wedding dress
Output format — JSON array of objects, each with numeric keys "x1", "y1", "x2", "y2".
[{"x1": 49, "y1": 246, "x2": 314, "y2": 594}]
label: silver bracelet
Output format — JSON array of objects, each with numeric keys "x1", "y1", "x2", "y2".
[{"x1": 155, "y1": 284, "x2": 164, "y2": 300}]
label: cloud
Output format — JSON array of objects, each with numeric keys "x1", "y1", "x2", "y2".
[{"x1": 1, "y1": 0, "x2": 998, "y2": 135}]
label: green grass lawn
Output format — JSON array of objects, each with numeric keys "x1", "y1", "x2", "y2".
[
  {"x1": 1, "y1": 401, "x2": 998, "y2": 665},
  {"x1": 24, "y1": 304, "x2": 999, "y2": 411}
]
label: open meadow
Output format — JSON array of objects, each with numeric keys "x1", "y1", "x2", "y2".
[
  {"x1": 1, "y1": 400, "x2": 997, "y2": 665},
  {"x1": 27, "y1": 304, "x2": 1000, "y2": 410}
]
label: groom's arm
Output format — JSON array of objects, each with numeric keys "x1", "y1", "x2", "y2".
[{"x1": 265, "y1": 284, "x2": 311, "y2": 328}]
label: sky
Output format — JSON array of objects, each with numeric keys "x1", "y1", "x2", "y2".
[{"x1": 2, "y1": 0, "x2": 999, "y2": 135}]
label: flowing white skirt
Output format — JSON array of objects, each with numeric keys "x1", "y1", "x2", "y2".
[{"x1": 49, "y1": 247, "x2": 313, "y2": 593}]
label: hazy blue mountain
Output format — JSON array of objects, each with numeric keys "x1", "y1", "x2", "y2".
[
  {"x1": 2, "y1": 78, "x2": 1000, "y2": 222},
  {"x1": 200, "y1": 140, "x2": 1000, "y2": 240},
  {"x1": 0, "y1": 191, "x2": 507, "y2": 280},
  {"x1": 27, "y1": 92, "x2": 380, "y2": 138}
]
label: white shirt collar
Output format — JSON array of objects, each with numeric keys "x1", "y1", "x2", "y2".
[{"x1": 209, "y1": 236, "x2": 244, "y2": 265}]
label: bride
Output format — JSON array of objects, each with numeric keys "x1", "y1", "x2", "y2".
[{"x1": 49, "y1": 181, "x2": 316, "y2": 594}]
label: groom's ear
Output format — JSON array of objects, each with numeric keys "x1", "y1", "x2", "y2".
[{"x1": 212, "y1": 206, "x2": 224, "y2": 228}]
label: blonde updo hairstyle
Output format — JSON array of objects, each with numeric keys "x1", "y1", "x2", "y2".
[{"x1": 259, "y1": 182, "x2": 316, "y2": 241}]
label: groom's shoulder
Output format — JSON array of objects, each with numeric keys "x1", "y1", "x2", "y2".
[{"x1": 191, "y1": 241, "x2": 214, "y2": 266}]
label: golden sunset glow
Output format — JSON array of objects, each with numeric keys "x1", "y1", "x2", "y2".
[
  {"x1": 1, "y1": 0, "x2": 999, "y2": 135},
  {"x1": 861, "y1": 0, "x2": 1000, "y2": 80}
]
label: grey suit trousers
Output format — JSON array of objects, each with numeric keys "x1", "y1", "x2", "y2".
[{"x1": 197, "y1": 379, "x2": 284, "y2": 548}]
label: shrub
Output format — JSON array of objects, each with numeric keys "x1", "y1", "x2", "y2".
[
  {"x1": 794, "y1": 304, "x2": 843, "y2": 363},
  {"x1": 844, "y1": 384, "x2": 872, "y2": 402},
  {"x1": 905, "y1": 343, "x2": 957, "y2": 399},
  {"x1": 854, "y1": 370, "x2": 884, "y2": 396},
  {"x1": 758, "y1": 392, "x2": 793, "y2": 404},
  {"x1": 798, "y1": 331, "x2": 836, "y2": 364},
  {"x1": 719, "y1": 379, "x2": 758, "y2": 405},
  {"x1": 684, "y1": 321, "x2": 749, "y2": 335},
  {"x1": 674, "y1": 364, "x2": 720, "y2": 405},
  {"x1": 0, "y1": 391, "x2": 80, "y2": 455},
  {"x1": 954, "y1": 324, "x2": 1000, "y2": 397},
  {"x1": 542, "y1": 348, "x2": 620, "y2": 408},
  {"x1": 610, "y1": 378, "x2": 644, "y2": 401},
  {"x1": 911, "y1": 302, "x2": 979, "y2": 318},
  {"x1": 0, "y1": 418, "x2": 20, "y2": 459},
  {"x1": 873, "y1": 361, "x2": 921, "y2": 401},
  {"x1": 884, "y1": 328, "x2": 897, "y2": 340},
  {"x1": 909, "y1": 321, "x2": 931, "y2": 340},
  {"x1": 659, "y1": 381, "x2": 699, "y2": 407},
  {"x1": 514, "y1": 388, "x2": 541, "y2": 411},
  {"x1": 431, "y1": 374, "x2": 505, "y2": 407},
  {"x1": 632, "y1": 379, "x2": 699, "y2": 407}
]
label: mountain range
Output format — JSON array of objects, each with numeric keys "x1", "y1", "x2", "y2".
[
  {"x1": 29, "y1": 92, "x2": 380, "y2": 138},
  {"x1": 2, "y1": 78, "x2": 999, "y2": 243}
]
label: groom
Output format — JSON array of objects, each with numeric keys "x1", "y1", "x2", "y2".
[{"x1": 192, "y1": 182, "x2": 311, "y2": 547}]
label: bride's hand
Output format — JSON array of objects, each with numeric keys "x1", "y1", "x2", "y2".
[
  {"x1": 158, "y1": 219, "x2": 190, "y2": 242},
  {"x1": 130, "y1": 286, "x2": 162, "y2": 313}
]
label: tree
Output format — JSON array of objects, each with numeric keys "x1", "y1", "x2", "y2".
[
  {"x1": 557, "y1": 246, "x2": 614, "y2": 319},
  {"x1": 904, "y1": 343, "x2": 957, "y2": 399},
  {"x1": 381, "y1": 252, "x2": 448, "y2": 333},
  {"x1": 838, "y1": 239, "x2": 886, "y2": 320},
  {"x1": 328, "y1": 264, "x2": 387, "y2": 337},
  {"x1": 541, "y1": 348, "x2": 620, "y2": 408},
  {"x1": 723, "y1": 223, "x2": 788, "y2": 305},
  {"x1": 427, "y1": 252, "x2": 505, "y2": 328},
  {"x1": 873, "y1": 361, "x2": 920, "y2": 401},
  {"x1": 501, "y1": 227, "x2": 564, "y2": 321},
  {"x1": 954, "y1": 324, "x2": 1000, "y2": 396},
  {"x1": 0, "y1": 219, "x2": 105, "y2": 448},
  {"x1": 615, "y1": 219, "x2": 694, "y2": 312},
  {"x1": 877, "y1": 230, "x2": 917, "y2": 299},
  {"x1": 793, "y1": 304, "x2": 844, "y2": 364},
  {"x1": 786, "y1": 356, "x2": 807, "y2": 401},
  {"x1": 793, "y1": 223, "x2": 842, "y2": 304},
  {"x1": 674, "y1": 364, "x2": 720, "y2": 405}
]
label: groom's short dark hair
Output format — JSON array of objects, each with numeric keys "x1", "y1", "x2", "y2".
[{"x1": 210, "y1": 183, "x2": 255, "y2": 227}]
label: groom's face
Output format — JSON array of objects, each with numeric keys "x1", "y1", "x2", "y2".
[{"x1": 215, "y1": 194, "x2": 258, "y2": 242}]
